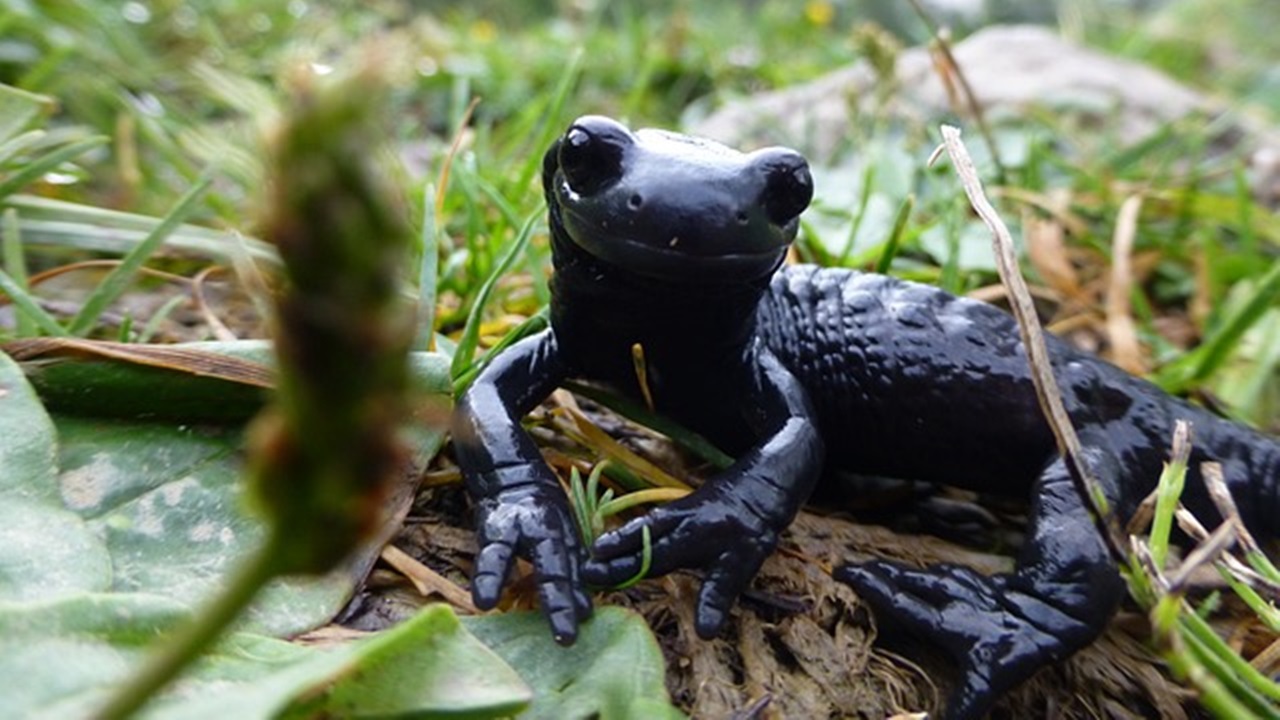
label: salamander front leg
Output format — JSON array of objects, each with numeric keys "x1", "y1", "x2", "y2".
[
  {"x1": 836, "y1": 449, "x2": 1126, "y2": 720},
  {"x1": 583, "y1": 351, "x2": 824, "y2": 637},
  {"x1": 452, "y1": 329, "x2": 591, "y2": 644}
]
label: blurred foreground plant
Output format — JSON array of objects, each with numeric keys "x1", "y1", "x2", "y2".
[{"x1": 96, "y1": 52, "x2": 416, "y2": 719}]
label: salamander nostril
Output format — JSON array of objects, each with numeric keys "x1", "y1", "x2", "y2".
[{"x1": 629, "y1": 193, "x2": 643, "y2": 210}]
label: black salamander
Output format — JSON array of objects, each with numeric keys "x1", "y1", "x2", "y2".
[{"x1": 450, "y1": 116, "x2": 1280, "y2": 719}]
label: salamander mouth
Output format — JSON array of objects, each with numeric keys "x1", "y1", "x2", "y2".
[{"x1": 555, "y1": 203, "x2": 790, "y2": 281}]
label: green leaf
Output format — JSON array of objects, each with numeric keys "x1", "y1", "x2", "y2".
[
  {"x1": 16, "y1": 340, "x2": 275, "y2": 420},
  {"x1": 0, "y1": 597, "x2": 531, "y2": 720},
  {"x1": 5, "y1": 340, "x2": 451, "y2": 635},
  {"x1": 0, "y1": 341, "x2": 467, "y2": 717},
  {"x1": 465, "y1": 607, "x2": 683, "y2": 720},
  {"x1": 56, "y1": 416, "x2": 353, "y2": 636},
  {"x1": 294, "y1": 605, "x2": 532, "y2": 720},
  {"x1": 0, "y1": 593, "x2": 196, "y2": 720},
  {"x1": 0, "y1": 350, "x2": 110, "y2": 602},
  {"x1": 43, "y1": 350, "x2": 450, "y2": 635},
  {"x1": 0, "y1": 349, "x2": 59, "y2": 501}
]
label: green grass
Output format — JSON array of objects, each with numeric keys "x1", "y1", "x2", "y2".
[{"x1": 0, "y1": 1, "x2": 1277, "y2": 717}]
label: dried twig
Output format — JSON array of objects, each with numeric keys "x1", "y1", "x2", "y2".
[
  {"x1": 1127, "y1": 487, "x2": 1158, "y2": 536},
  {"x1": 1203, "y1": 462, "x2": 1268, "y2": 558},
  {"x1": 380, "y1": 544, "x2": 477, "y2": 612},
  {"x1": 190, "y1": 265, "x2": 238, "y2": 342},
  {"x1": 1166, "y1": 521, "x2": 1236, "y2": 595},
  {"x1": 935, "y1": 124, "x2": 1126, "y2": 564},
  {"x1": 1130, "y1": 535, "x2": 1166, "y2": 592},
  {"x1": 1251, "y1": 637, "x2": 1280, "y2": 674}
]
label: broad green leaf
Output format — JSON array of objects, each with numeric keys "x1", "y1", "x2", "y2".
[
  {"x1": 3, "y1": 338, "x2": 665, "y2": 719},
  {"x1": 43, "y1": 347, "x2": 450, "y2": 636},
  {"x1": 157, "y1": 605, "x2": 529, "y2": 720},
  {"x1": 292, "y1": 605, "x2": 531, "y2": 720},
  {"x1": 57, "y1": 416, "x2": 356, "y2": 636},
  {"x1": 465, "y1": 607, "x2": 683, "y2": 720},
  {"x1": 0, "y1": 350, "x2": 110, "y2": 602},
  {"x1": 0, "y1": 596, "x2": 531, "y2": 720},
  {"x1": 0, "y1": 497, "x2": 112, "y2": 603},
  {"x1": 0, "y1": 349, "x2": 59, "y2": 501},
  {"x1": 0, "y1": 593, "x2": 196, "y2": 720},
  {"x1": 6, "y1": 342, "x2": 450, "y2": 635}
]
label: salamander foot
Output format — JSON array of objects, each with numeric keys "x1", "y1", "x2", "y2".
[{"x1": 835, "y1": 560, "x2": 1117, "y2": 720}]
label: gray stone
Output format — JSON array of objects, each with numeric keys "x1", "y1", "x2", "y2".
[{"x1": 689, "y1": 24, "x2": 1280, "y2": 200}]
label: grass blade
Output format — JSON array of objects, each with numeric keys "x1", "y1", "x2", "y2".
[
  {"x1": 67, "y1": 172, "x2": 213, "y2": 336},
  {"x1": 554, "y1": 406, "x2": 691, "y2": 491},
  {"x1": 449, "y1": 307, "x2": 549, "y2": 397},
  {"x1": 1149, "y1": 428, "x2": 1190, "y2": 569},
  {"x1": 0, "y1": 265, "x2": 67, "y2": 336},
  {"x1": 0, "y1": 129, "x2": 47, "y2": 168},
  {"x1": 569, "y1": 466, "x2": 591, "y2": 547},
  {"x1": 1159, "y1": 261, "x2": 1280, "y2": 392},
  {"x1": 416, "y1": 182, "x2": 440, "y2": 352},
  {"x1": 1181, "y1": 611, "x2": 1280, "y2": 711},
  {"x1": 2, "y1": 195, "x2": 276, "y2": 264},
  {"x1": 837, "y1": 163, "x2": 876, "y2": 265},
  {"x1": 135, "y1": 294, "x2": 190, "y2": 343},
  {"x1": 2, "y1": 208, "x2": 34, "y2": 336},
  {"x1": 597, "y1": 487, "x2": 689, "y2": 517},
  {"x1": 449, "y1": 209, "x2": 540, "y2": 392},
  {"x1": 507, "y1": 47, "x2": 583, "y2": 200},
  {"x1": 874, "y1": 193, "x2": 915, "y2": 274},
  {"x1": 0, "y1": 135, "x2": 107, "y2": 200}
]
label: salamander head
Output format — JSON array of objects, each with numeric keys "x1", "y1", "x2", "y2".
[{"x1": 543, "y1": 115, "x2": 813, "y2": 282}]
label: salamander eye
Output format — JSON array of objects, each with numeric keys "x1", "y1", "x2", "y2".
[
  {"x1": 754, "y1": 147, "x2": 813, "y2": 225},
  {"x1": 558, "y1": 115, "x2": 632, "y2": 196}
]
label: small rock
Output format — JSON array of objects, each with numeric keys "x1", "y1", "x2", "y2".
[{"x1": 690, "y1": 24, "x2": 1280, "y2": 200}]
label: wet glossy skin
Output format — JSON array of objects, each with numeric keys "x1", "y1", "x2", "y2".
[{"x1": 451, "y1": 116, "x2": 1280, "y2": 719}]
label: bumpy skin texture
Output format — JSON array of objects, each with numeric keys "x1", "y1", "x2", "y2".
[{"x1": 451, "y1": 116, "x2": 1280, "y2": 719}]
